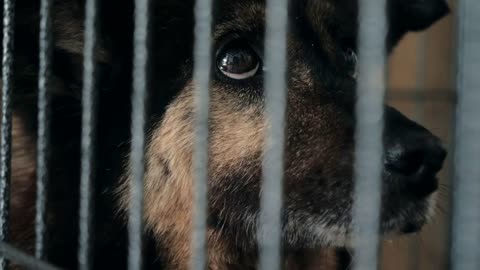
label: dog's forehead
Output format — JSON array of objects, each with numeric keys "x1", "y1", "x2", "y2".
[{"x1": 213, "y1": 0, "x2": 352, "y2": 40}]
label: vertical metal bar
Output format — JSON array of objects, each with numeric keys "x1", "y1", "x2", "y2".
[
  {"x1": 450, "y1": 0, "x2": 480, "y2": 269},
  {"x1": 258, "y1": 0, "x2": 288, "y2": 269},
  {"x1": 78, "y1": 0, "x2": 98, "y2": 268},
  {"x1": 0, "y1": 0, "x2": 14, "y2": 268},
  {"x1": 351, "y1": 0, "x2": 387, "y2": 269},
  {"x1": 128, "y1": 0, "x2": 149, "y2": 269},
  {"x1": 191, "y1": 0, "x2": 212, "y2": 269},
  {"x1": 36, "y1": 0, "x2": 53, "y2": 260}
]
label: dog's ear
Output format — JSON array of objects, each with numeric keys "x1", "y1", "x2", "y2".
[{"x1": 387, "y1": 0, "x2": 450, "y2": 49}]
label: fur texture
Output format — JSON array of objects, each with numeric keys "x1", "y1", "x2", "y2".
[{"x1": 6, "y1": 0, "x2": 449, "y2": 269}]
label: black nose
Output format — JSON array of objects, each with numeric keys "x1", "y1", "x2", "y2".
[
  {"x1": 384, "y1": 132, "x2": 447, "y2": 197},
  {"x1": 383, "y1": 107, "x2": 447, "y2": 198},
  {"x1": 385, "y1": 137, "x2": 446, "y2": 176}
]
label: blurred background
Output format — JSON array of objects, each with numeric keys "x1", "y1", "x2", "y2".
[{"x1": 382, "y1": 0, "x2": 457, "y2": 269}]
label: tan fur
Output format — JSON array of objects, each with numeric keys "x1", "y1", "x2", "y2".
[
  {"x1": 119, "y1": 67, "x2": 346, "y2": 268},
  {"x1": 8, "y1": 1, "x2": 448, "y2": 269},
  {"x1": 120, "y1": 81, "x2": 266, "y2": 269},
  {"x1": 116, "y1": 2, "x2": 354, "y2": 267}
]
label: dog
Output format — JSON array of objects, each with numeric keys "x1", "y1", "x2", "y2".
[{"x1": 8, "y1": 0, "x2": 449, "y2": 269}]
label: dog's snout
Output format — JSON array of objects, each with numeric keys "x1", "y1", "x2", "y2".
[
  {"x1": 384, "y1": 136, "x2": 446, "y2": 177},
  {"x1": 385, "y1": 134, "x2": 446, "y2": 198},
  {"x1": 383, "y1": 107, "x2": 447, "y2": 197}
]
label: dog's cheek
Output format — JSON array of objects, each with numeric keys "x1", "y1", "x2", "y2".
[
  {"x1": 115, "y1": 86, "x2": 198, "y2": 267},
  {"x1": 209, "y1": 98, "x2": 265, "y2": 180},
  {"x1": 280, "y1": 80, "x2": 356, "y2": 245},
  {"x1": 139, "y1": 88, "x2": 196, "y2": 242},
  {"x1": 208, "y1": 89, "x2": 266, "y2": 235},
  {"x1": 137, "y1": 82, "x2": 266, "y2": 229},
  {"x1": 117, "y1": 82, "x2": 267, "y2": 264}
]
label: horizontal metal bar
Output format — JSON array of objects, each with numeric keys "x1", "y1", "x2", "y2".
[
  {"x1": 78, "y1": 0, "x2": 98, "y2": 268},
  {"x1": 450, "y1": 0, "x2": 480, "y2": 269},
  {"x1": 386, "y1": 89, "x2": 456, "y2": 101},
  {"x1": 0, "y1": 0, "x2": 15, "y2": 269},
  {"x1": 258, "y1": 0, "x2": 288, "y2": 269},
  {"x1": 352, "y1": 0, "x2": 387, "y2": 269},
  {"x1": 0, "y1": 243, "x2": 62, "y2": 270},
  {"x1": 128, "y1": 0, "x2": 150, "y2": 269},
  {"x1": 191, "y1": 0, "x2": 213, "y2": 269}
]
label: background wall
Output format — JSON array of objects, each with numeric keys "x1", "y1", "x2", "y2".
[{"x1": 382, "y1": 0, "x2": 457, "y2": 269}]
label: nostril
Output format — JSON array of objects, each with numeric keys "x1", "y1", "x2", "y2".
[
  {"x1": 384, "y1": 147, "x2": 425, "y2": 176},
  {"x1": 425, "y1": 145, "x2": 447, "y2": 174},
  {"x1": 404, "y1": 143, "x2": 445, "y2": 198},
  {"x1": 384, "y1": 139, "x2": 447, "y2": 177}
]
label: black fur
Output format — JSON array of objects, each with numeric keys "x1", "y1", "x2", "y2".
[{"x1": 7, "y1": 0, "x2": 449, "y2": 269}]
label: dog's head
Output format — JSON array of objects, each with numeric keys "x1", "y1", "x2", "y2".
[
  {"x1": 13, "y1": 0, "x2": 449, "y2": 264},
  {"x1": 135, "y1": 0, "x2": 448, "y2": 251}
]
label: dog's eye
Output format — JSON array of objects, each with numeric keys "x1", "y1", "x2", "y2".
[
  {"x1": 217, "y1": 40, "x2": 260, "y2": 80},
  {"x1": 344, "y1": 49, "x2": 358, "y2": 79}
]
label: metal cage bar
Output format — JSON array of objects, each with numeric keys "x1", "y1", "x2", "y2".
[
  {"x1": 0, "y1": 0, "x2": 14, "y2": 268},
  {"x1": 36, "y1": 0, "x2": 53, "y2": 260},
  {"x1": 352, "y1": 0, "x2": 387, "y2": 269},
  {"x1": 128, "y1": 0, "x2": 150, "y2": 269},
  {"x1": 0, "y1": 243, "x2": 61, "y2": 270},
  {"x1": 191, "y1": 0, "x2": 213, "y2": 269},
  {"x1": 450, "y1": 0, "x2": 480, "y2": 269},
  {"x1": 78, "y1": 0, "x2": 99, "y2": 268},
  {"x1": 258, "y1": 0, "x2": 288, "y2": 269},
  {"x1": 0, "y1": 1, "x2": 468, "y2": 270}
]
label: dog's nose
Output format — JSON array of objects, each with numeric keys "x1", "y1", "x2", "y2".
[
  {"x1": 385, "y1": 136, "x2": 446, "y2": 176},
  {"x1": 384, "y1": 132, "x2": 447, "y2": 197},
  {"x1": 383, "y1": 107, "x2": 447, "y2": 198}
]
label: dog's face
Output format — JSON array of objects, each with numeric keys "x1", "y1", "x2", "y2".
[
  {"x1": 5, "y1": 0, "x2": 449, "y2": 268},
  {"x1": 119, "y1": 0, "x2": 449, "y2": 254}
]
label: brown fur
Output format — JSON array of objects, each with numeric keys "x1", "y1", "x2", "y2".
[
  {"x1": 10, "y1": 116, "x2": 36, "y2": 254},
  {"x1": 8, "y1": 0, "x2": 449, "y2": 269},
  {"x1": 119, "y1": 72, "x2": 347, "y2": 268}
]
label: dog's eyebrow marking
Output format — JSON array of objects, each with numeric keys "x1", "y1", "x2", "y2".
[
  {"x1": 213, "y1": 2, "x2": 265, "y2": 40},
  {"x1": 212, "y1": 1, "x2": 339, "y2": 58}
]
